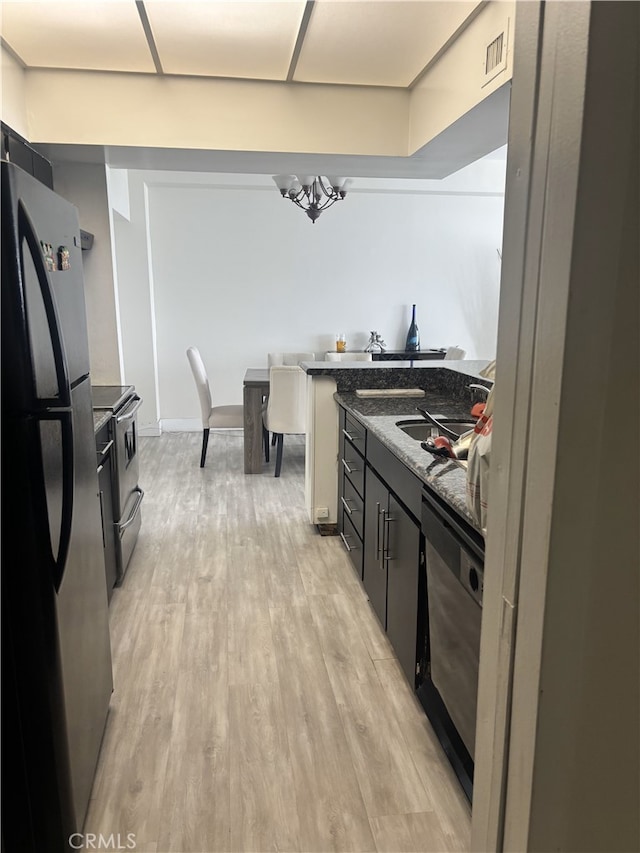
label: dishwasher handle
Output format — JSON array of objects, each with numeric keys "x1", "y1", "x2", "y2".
[{"x1": 422, "y1": 487, "x2": 484, "y2": 560}]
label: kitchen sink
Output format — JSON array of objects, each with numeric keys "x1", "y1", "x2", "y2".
[{"x1": 396, "y1": 418, "x2": 476, "y2": 441}]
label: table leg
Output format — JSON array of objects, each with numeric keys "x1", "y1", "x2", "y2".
[{"x1": 243, "y1": 384, "x2": 265, "y2": 473}]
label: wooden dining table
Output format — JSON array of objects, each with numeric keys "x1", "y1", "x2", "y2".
[{"x1": 243, "y1": 368, "x2": 270, "y2": 473}]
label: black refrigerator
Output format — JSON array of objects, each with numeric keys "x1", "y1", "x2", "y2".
[{"x1": 1, "y1": 160, "x2": 113, "y2": 852}]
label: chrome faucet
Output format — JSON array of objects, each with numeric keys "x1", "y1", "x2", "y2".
[{"x1": 468, "y1": 383, "x2": 490, "y2": 398}]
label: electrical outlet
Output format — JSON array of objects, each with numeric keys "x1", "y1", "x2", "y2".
[{"x1": 316, "y1": 507, "x2": 329, "y2": 519}]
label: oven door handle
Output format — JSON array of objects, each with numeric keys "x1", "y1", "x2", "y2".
[
  {"x1": 118, "y1": 487, "x2": 144, "y2": 533},
  {"x1": 116, "y1": 395, "x2": 143, "y2": 423}
]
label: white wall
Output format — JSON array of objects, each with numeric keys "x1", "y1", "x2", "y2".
[
  {"x1": 52, "y1": 163, "x2": 121, "y2": 384},
  {"x1": 1, "y1": 44, "x2": 28, "y2": 137},
  {"x1": 410, "y1": 0, "x2": 515, "y2": 154},
  {"x1": 26, "y1": 68, "x2": 409, "y2": 157},
  {"x1": 109, "y1": 153, "x2": 506, "y2": 432}
]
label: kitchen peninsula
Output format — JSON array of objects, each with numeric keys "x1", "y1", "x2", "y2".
[{"x1": 301, "y1": 359, "x2": 491, "y2": 528}]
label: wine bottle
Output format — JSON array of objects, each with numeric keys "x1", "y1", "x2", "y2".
[{"x1": 405, "y1": 304, "x2": 420, "y2": 352}]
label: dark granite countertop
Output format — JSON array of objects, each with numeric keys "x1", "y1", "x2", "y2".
[
  {"x1": 335, "y1": 390, "x2": 483, "y2": 534},
  {"x1": 302, "y1": 359, "x2": 490, "y2": 385},
  {"x1": 304, "y1": 361, "x2": 492, "y2": 533}
]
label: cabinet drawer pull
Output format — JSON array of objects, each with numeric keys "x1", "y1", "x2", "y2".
[
  {"x1": 379, "y1": 508, "x2": 387, "y2": 569},
  {"x1": 98, "y1": 439, "x2": 114, "y2": 459},
  {"x1": 342, "y1": 428, "x2": 361, "y2": 443},
  {"x1": 342, "y1": 458, "x2": 358, "y2": 475},
  {"x1": 339, "y1": 531, "x2": 353, "y2": 553},
  {"x1": 341, "y1": 496, "x2": 354, "y2": 515}
]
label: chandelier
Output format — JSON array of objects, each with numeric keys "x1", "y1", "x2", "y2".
[{"x1": 272, "y1": 175, "x2": 353, "y2": 223}]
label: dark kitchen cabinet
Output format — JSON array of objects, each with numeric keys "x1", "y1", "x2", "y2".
[
  {"x1": 337, "y1": 406, "x2": 423, "y2": 688},
  {"x1": 1, "y1": 122, "x2": 53, "y2": 189},
  {"x1": 363, "y1": 467, "x2": 389, "y2": 626},
  {"x1": 96, "y1": 422, "x2": 117, "y2": 603},
  {"x1": 338, "y1": 407, "x2": 366, "y2": 579},
  {"x1": 363, "y1": 464, "x2": 421, "y2": 687}
]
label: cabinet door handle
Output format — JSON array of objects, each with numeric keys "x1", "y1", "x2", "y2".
[
  {"x1": 379, "y1": 507, "x2": 387, "y2": 570},
  {"x1": 383, "y1": 513, "x2": 395, "y2": 562},
  {"x1": 340, "y1": 531, "x2": 353, "y2": 553},
  {"x1": 341, "y1": 495, "x2": 354, "y2": 515},
  {"x1": 342, "y1": 428, "x2": 358, "y2": 442},
  {"x1": 375, "y1": 501, "x2": 381, "y2": 561}
]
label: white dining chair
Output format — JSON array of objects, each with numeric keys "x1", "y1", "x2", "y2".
[
  {"x1": 186, "y1": 346, "x2": 244, "y2": 467},
  {"x1": 268, "y1": 352, "x2": 316, "y2": 366},
  {"x1": 445, "y1": 346, "x2": 466, "y2": 360},
  {"x1": 324, "y1": 352, "x2": 373, "y2": 362},
  {"x1": 262, "y1": 365, "x2": 307, "y2": 477}
]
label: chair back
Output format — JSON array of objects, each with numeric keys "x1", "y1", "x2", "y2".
[
  {"x1": 445, "y1": 346, "x2": 466, "y2": 360},
  {"x1": 268, "y1": 352, "x2": 316, "y2": 366},
  {"x1": 186, "y1": 346, "x2": 212, "y2": 425},
  {"x1": 325, "y1": 352, "x2": 373, "y2": 362},
  {"x1": 265, "y1": 366, "x2": 307, "y2": 435}
]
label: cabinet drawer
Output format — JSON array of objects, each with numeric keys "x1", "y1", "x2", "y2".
[
  {"x1": 341, "y1": 474, "x2": 364, "y2": 539},
  {"x1": 367, "y1": 432, "x2": 422, "y2": 522},
  {"x1": 340, "y1": 512, "x2": 363, "y2": 580},
  {"x1": 341, "y1": 441, "x2": 365, "y2": 498},
  {"x1": 342, "y1": 412, "x2": 366, "y2": 457}
]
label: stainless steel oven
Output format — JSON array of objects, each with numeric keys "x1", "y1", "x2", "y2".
[
  {"x1": 112, "y1": 393, "x2": 144, "y2": 580},
  {"x1": 92, "y1": 385, "x2": 144, "y2": 584}
]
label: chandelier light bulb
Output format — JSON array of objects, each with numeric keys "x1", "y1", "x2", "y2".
[
  {"x1": 272, "y1": 175, "x2": 296, "y2": 196},
  {"x1": 327, "y1": 176, "x2": 346, "y2": 191}
]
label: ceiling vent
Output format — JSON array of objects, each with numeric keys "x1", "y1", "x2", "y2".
[
  {"x1": 486, "y1": 33, "x2": 504, "y2": 75},
  {"x1": 482, "y1": 19, "x2": 510, "y2": 88}
]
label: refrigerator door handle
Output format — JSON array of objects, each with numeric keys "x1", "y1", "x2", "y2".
[
  {"x1": 18, "y1": 200, "x2": 72, "y2": 409},
  {"x1": 40, "y1": 409, "x2": 75, "y2": 591}
]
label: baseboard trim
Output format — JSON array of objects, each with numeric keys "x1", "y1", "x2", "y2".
[{"x1": 159, "y1": 418, "x2": 243, "y2": 433}]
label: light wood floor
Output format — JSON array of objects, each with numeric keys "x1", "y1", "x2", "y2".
[{"x1": 83, "y1": 431, "x2": 471, "y2": 853}]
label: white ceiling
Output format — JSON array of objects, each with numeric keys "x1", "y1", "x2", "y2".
[
  {"x1": 1, "y1": 0, "x2": 509, "y2": 177},
  {"x1": 0, "y1": 0, "x2": 480, "y2": 88}
]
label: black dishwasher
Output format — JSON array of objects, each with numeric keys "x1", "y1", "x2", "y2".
[{"x1": 417, "y1": 487, "x2": 485, "y2": 803}]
